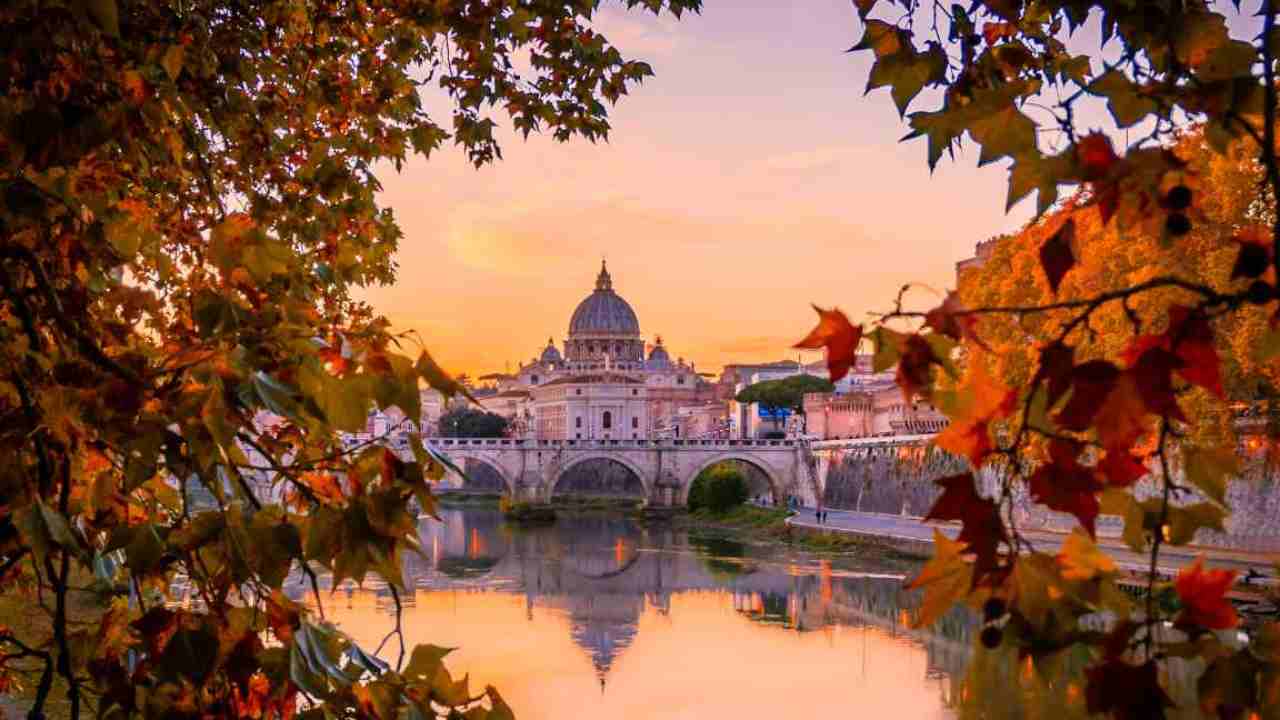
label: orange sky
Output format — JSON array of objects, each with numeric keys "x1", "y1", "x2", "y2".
[{"x1": 355, "y1": 0, "x2": 1216, "y2": 376}]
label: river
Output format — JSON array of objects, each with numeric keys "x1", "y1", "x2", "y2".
[{"x1": 306, "y1": 507, "x2": 973, "y2": 719}]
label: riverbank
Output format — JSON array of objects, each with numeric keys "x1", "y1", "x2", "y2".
[
  {"x1": 681, "y1": 505, "x2": 930, "y2": 563},
  {"x1": 787, "y1": 507, "x2": 1280, "y2": 586}
]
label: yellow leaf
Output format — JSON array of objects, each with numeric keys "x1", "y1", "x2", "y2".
[
  {"x1": 1056, "y1": 528, "x2": 1117, "y2": 581},
  {"x1": 906, "y1": 529, "x2": 972, "y2": 628}
]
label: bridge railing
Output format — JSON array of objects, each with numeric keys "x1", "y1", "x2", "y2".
[
  {"x1": 427, "y1": 437, "x2": 800, "y2": 450},
  {"x1": 808, "y1": 433, "x2": 937, "y2": 450}
]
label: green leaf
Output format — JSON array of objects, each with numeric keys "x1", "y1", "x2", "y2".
[
  {"x1": 404, "y1": 644, "x2": 454, "y2": 683},
  {"x1": 252, "y1": 371, "x2": 305, "y2": 422},
  {"x1": 126, "y1": 522, "x2": 167, "y2": 575},
  {"x1": 870, "y1": 327, "x2": 904, "y2": 372},
  {"x1": 1088, "y1": 71, "x2": 1158, "y2": 128},
  {"x1": 157, "y1": 627, "x2": 220, "y2": 684},
  {"x1": 970, "y1": 106, "x2": 1037, "y2": 166}
]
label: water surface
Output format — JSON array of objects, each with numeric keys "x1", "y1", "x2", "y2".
[{"x1": 311, "y1": 508, "x2": 971, "y2": 719}]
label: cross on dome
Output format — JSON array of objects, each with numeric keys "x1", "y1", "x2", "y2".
[{"x1": 595, "y1": 259, "x2": 612, "y2": 291}]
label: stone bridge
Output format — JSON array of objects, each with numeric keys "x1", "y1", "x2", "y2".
[{"x1": 430, "y1": 437, "x2": 821, "y2": 506}]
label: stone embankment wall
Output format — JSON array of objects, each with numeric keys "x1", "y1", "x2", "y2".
[{"x1": 820, "y1": 447, "x2": 1280, "y2": 554}]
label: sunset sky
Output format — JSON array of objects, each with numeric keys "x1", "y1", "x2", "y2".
[{"x1": 354, "y1": 0, "x2": 1223, "y2": 377}]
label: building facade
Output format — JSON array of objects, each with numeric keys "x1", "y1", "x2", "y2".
[{"x1": 476, "y1": 262, "x2": 713, "y2": 439}]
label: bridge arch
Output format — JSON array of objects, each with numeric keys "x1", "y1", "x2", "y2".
[
  {"x1": 444, "y1": 454, "x2": 515, "y2": 495},
  {"x1": 550, "y1": 453, "x2": 651, "y2": 502},
  {"x1": 680, "y1": 453, "x2": 785, "y2": 506}
]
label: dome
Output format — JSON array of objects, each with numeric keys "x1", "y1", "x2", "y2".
[
  {"x1": 647, "y1": 337, "x2": 671, "y2": 368},
  {"x1": 539, "y1": 338, "x2": 563, "y2": 364},
  {"x1": 568, "y1": 261, "x2": 640, "y2": 337}
]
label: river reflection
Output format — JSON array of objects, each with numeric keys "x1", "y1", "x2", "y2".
[{"x1": 304, "y1": 508, "x2": 973, "y2": 719}]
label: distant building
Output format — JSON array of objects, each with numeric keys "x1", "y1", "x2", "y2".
[
  {"x1": 802, "y1": 362, "x2": 947, "y2": 439},
  {"x1": 956, "y1": 236, "x2": 999, "y2": 275},
  {"x1": 473, "y1": 262, "x2": 713, "y2": 439}
]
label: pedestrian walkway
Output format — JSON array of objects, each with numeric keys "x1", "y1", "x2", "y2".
[{"x1": 788, "y1": 507, "x2": 1276, "y2": 583}]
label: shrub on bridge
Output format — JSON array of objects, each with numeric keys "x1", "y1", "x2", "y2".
[{"x1": 688, "y1": 465, "x2": 750, "y2": 514}]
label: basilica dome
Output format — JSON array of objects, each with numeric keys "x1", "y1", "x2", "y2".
[
  {"x1": 539, "y1": 338, "x2": 563, "y2": 364},
  {"x1": 568, "y1": 261, "x2": 640, "y2": 337}
]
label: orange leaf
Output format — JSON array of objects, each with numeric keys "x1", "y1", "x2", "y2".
[
  {"x1": 1175, "y1": 558, "x2": 1238, "y2": 630},
  {"x1": 935, "y1": 362, "x2": 1014, "y2": 465},
  {"x1": 794, "y1": 305, "x2": 862, "y2": 382}
]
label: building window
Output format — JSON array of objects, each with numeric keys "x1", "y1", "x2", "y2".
[
  {"x1": 631, "y1": 417, "x2": 638, "y2": 429},
  {"x1": 677, "y1": 377, "x2": 685, "y2": 385},
  {"x1": 576, "y1": 388, "x2": 582, "y2": 395},
  {"x1": 531, "y1": 375, "x2": 538, "y2": 384},
  {"x1": 632, "y1": 388, "x2": 638, "y2": 396},
  {"x1": 576, "y1": 433, "x2": 582, "y2": 439},
  {"x1": 602, "y1": 411, "x2": 612, "y2": 429},
  {"x1": 575, "y1": 417, "x2": 582, "y2": 428}
]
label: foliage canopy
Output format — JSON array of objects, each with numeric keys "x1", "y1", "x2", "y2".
[
  {"x1": 687, "y1": 465, "x2": 750, "y2": 514},
  {"x1": 734, "y1": 374, "x2": 835, "y2": 413},
  {"x1": 437, "y1": 407, "x2": 510, "y2": 438},
  {"x1": 798, "y1": 0, "x2": 1280, "y2": 716},
  {"x1": 0, "y1": 0, "x2": 699, "y2": 717}
]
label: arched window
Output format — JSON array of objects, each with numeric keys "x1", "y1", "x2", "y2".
[{"x1": 602, "y1": 411, "x2": 612, "y2": 429}]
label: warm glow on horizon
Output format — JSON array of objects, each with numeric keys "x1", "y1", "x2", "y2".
[{"x1": 356, "y1": 0, "x2": 1039, "y2": 377}]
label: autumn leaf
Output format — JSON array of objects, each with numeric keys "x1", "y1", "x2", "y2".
[
  {"x1": 923, "y1": 473, "x2": 1006, "y2": 584},
  {"x1": 896, "y1": 333, "x2": 942, "y2": 400},
  {"x1": 905, "y1": 530, "x2": 973, "y2": 628},
  {"x1": 1127, "y1": 345, "x2": 1186, "y2": 421},
  {"x1": 1076, "y1": 132, "x2": 1119, "y2": 181},
  {"x1": 1166, "y1": 306, "x2": 1224, "y2": 398},
  {"x1": 1028, "y1": 440, "x2": 1103, "y2": 536},
  {"x1": 1097, "y1": 448, "x2": 1148, "y2": 487},
  {"x1": 1056, "y1": 360, "x2": 1119, "y2": 431},
  {"x1": 924, "y1": 291, "x2": 987, "y2": 348},
  {"x1": 1175, "y1": 558, "x2": 1238, "y2": 630},
  {"x1": 1085, "y1": 659, "x2": 1174, "y2": 720},
  {"x1": 794, "y1": 305, "x2": 863, "y2": 382},
  {"x1": 1057, "y1": 529, "x2": 1117, "y2": 581},
  {"x1": 1039, "y1": 218, "x2": 1076, "y2": 294},
  {"x1": 1034, "y1": 341, "x2": 1074, "y2": 408},
  {"x1": 934, "y1": 361, "x2": 1015, "y2": 464}
]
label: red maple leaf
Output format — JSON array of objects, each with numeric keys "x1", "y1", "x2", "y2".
[
  {"x1": 1027, "y1": 439, "x2": 1103, "y2": 536},
  {"x1": 1085, "y1": 659, "x2": 1173, "y2": 720},
  {"x1": 1056, "y1": 360, "x2": 1120, "y2": 431},
  {"x1": 794, "y1": 305, "x2": 862, "y2": 382},
  {"x1": 1097, "y1": 448, "x2": 1147, "y2": 487},
  {"x1": 1035, "y1": 341, "x2": 1074, "y2": 407},
  {"x1": 1039, "y1": 218, "x2": 1076, "y2": 294},
  {"x1": 924, "y1": 291, "x2": 988, "y2": 349},
  {"x1": 1174, "y1": 558, "x2": 1238, "y2": 630},
  {"x1": 1126, "y1": 345, "x2": 1186, "y2": 422},
  {"x1": 923, "y1": 473, "x2": 1006, "y2": 584},
  {"x1": 1077, "y1": 132, "x2": 1119, "y2": 181},
  {"x1": 1167, "y1": 306, "x2": 1224, "y2": 398},
  {"x1": 896, "y1": 334, "x2": 940, "y2": 400}
]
